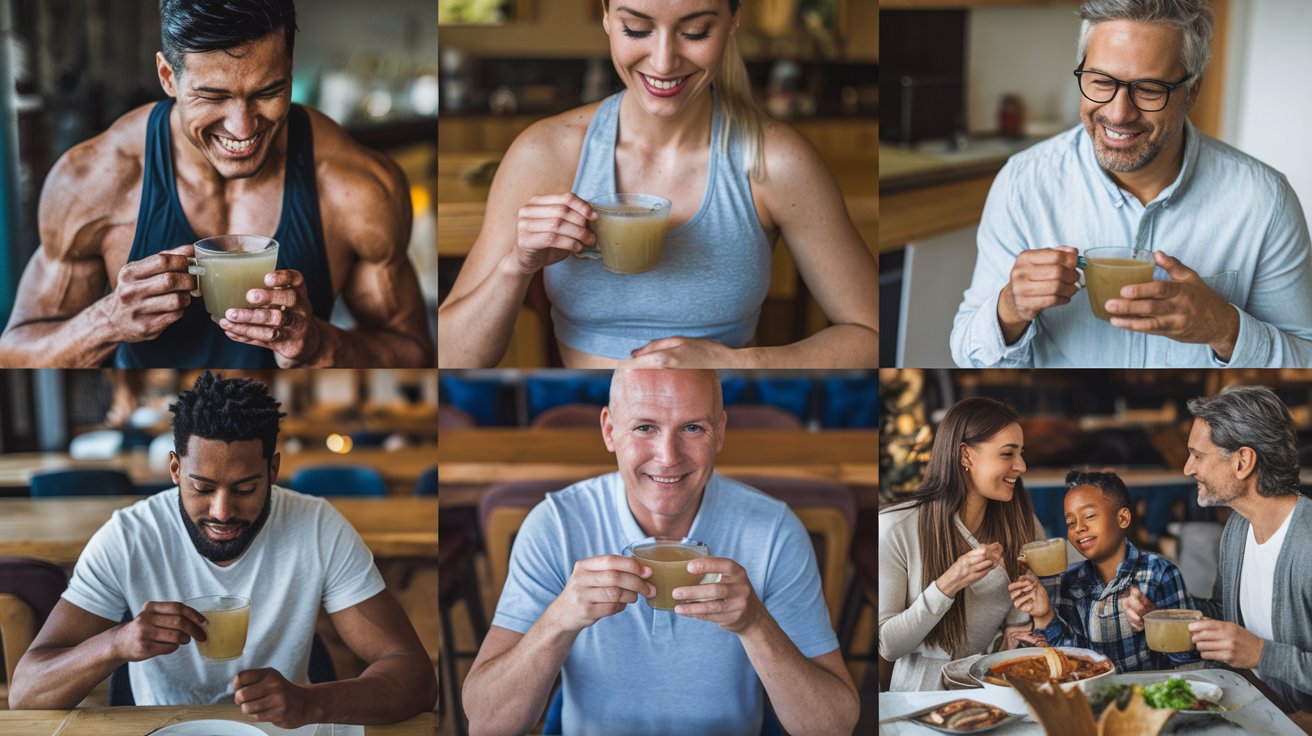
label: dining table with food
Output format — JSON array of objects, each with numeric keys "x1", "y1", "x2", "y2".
[{"x1": 878, "y1": 644, "x2": 1303, "y2": 734}]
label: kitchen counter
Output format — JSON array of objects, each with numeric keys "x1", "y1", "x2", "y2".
[{"x1": 878, "y1": 136, "x2": 1040, "y2": 252}]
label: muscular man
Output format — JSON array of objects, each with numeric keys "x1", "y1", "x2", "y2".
[
  {"x1": 462, "y1": 368, "x2": 859, "y2": 736},
  {"x1": 0, "y1": 0, "x2": 432, "y2": 368},
  {"x1": 9, "y1": 372, "x2": 437, "y2": 725}
]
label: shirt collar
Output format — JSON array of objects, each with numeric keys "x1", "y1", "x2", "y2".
[{"x1": 1074, "y1": 538, "x2": 1141, "y2": 596}]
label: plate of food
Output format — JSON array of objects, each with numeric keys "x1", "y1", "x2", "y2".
[
  {"x1": 886, "y1": 698, "x2": 1025, "y2": 733},
  {"x1": 968, "y1": 646, "x2": 1116, "y2": 692},
  {"x1": 1087, "y1": 675, "x2": 1225, "y2": 715}
]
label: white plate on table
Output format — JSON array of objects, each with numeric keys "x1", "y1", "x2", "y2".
[
  {"x1": 150, "y1": 722, "x2": 266, "y2": 736},
  {"x1": 942, "y1": 654, "x2": 985, "y2": 689}
]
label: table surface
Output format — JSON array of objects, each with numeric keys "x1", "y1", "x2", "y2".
[
  {"x1": 0, "y1": 447, "x2": 438, "y2": 494},
  {"x1": 437, "y1": 427, "x2": 878, "y2": 487},
  {"x1": 0, "y1": 496, "x2": 437, "y2": 564},
  {"x1": 0, "y1": 706, "x2": 436, "y2": 735}
]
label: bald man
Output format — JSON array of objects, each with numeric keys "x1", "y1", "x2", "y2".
[{"x1": 462, "y1": 368, "x2": 858, "y2": 736}]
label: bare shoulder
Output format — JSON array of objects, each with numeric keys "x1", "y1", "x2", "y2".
[
  {"x1": 39, "y1": 104, "x2": 153, "y2": 259},
  {"x1": 757, "y1": 116, "x2": 829, "y2": 187},
  {"x1": 304, "y1": 107, "x2": 409, "y2": 261},
  {"x1": 498, "y1": 102, "x2": 599, "y2": 187}
]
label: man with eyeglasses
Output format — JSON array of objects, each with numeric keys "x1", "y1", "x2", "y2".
[{"x1": 952, "y1": 0, "x2": 1312, "y2": 368}]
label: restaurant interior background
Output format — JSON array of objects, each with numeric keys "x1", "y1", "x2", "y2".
[
  {"x1": 0, "y1": 0, "x2": 440, "y2": 345},
  {"x1": 878, "y1": 0, "x2": 1312, "y2": 367},
  {"x1": 436, "y1": 0, "x2": 877, "y2": 367},
  {"x1": 878, "y1": 367, "x2": 1312, "y2": 691},
  {"x1": 437, "y1": 368, "x2": 880, "y2": 734},
  {"x1": 0, "y1": 368, "x2": 438, "y2": 710}
]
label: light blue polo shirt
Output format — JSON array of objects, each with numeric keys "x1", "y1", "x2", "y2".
[{"x1": 492, "y1": 472, "x2": 838, "y2": 736}]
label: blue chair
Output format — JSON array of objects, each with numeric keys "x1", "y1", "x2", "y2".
[
  {"x1": 1025, "y1": 483, "x2": 1068, "y2": 539},
  {"x1": 29, "y1": 469, "x2": 136, "y2": 497},
  {"x1": 821, "y1": 375, "x2": 879, "y2": 428},
  {"x1": 290, "y1": 466, "x2": 386, "y2": 497},
  {"x1": 415, "y1": 466, "x2": 439, "y2": 496}
]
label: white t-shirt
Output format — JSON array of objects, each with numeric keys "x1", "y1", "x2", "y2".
[
  {"x1": 62, "y1": 485, "x2": 386, "y2": 705},
  {"x1": 1239, "y1": 508, "x2": 1293, "y2": 644}
]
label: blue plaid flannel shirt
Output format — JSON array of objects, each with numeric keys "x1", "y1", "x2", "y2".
[{"x1": 1039, "y1": 540, "x2": 1200, "y2": 671}]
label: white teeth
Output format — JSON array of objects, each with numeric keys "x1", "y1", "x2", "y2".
[
  {"x1": 642, "y1": 74, "x2": 686, "y2": 90},
  {"x1": 216, "y1": 134, "x2": 257, "y2": 152},
  {"x1": 650, "y1": 475, "x2": 684, "y2": 483},
  {"x1": 1104, "y1": 126, "x2": 1136, "y2": 141}
]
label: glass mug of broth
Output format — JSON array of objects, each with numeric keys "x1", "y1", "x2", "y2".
[
  {"x1": 1077, "y1": 247, "x2": 1156, "y2": 321},
  {"x1": 622, "y1": 537, "x2": 721, "y2": 610},
  {"x1": 1144, "y1": 609, "x2": 1203, "y2": 653},
  {"x1": 1020, "y1": 537, "x2": 1069, "y2": 577},
  {"x1": 579, "y1": 194, "x2": 672, "y2": 275},
  {"x1": 187, "y1": 235, "x2": 280, "y2": 323},
  {"x1": 185, "y1": 594, "x2": 251, "y2": 661}
]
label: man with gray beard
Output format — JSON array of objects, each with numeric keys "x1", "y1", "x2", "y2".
[
  {"x1": 952, "y1": 0, "x2": 1312, "y2": 368},
  {"x1": 1121, "y1": 386, "x2": 1312, "y2": 722}
]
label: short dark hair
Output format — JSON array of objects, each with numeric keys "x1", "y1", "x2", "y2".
[
  {"x1": 1066, "y1": 470, "x2": 1133, "y2": 516},
  {"x1": 170, "y1": 372, "x2": 285, "y2": 459},
  {"x1": 160, "y1": 0, "x2": 298, "y2": 71}
]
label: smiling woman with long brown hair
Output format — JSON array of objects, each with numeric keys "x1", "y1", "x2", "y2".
[{"x1": 878, "y1": 397, "x2": 1046, "y2": 691}]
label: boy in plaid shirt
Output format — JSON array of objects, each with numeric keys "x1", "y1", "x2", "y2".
[{"x1": 1008, "y1": 471, "x2": 1200, "y2": 671}]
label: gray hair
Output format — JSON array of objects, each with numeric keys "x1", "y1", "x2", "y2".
[
  {"x1": 1187, "y1": 385, "x2": 1299, "y2": 498},
  {"x1": 1077, "y1": 0, "x2": 1214, "y2": 84}
]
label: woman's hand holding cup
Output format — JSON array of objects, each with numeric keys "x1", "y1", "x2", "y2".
[{"x1": 510, "y1": 192, "x2": 597, "y2": 275}]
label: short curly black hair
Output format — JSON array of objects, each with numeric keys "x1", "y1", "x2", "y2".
[
  {"x1": 1065, "y1": 469, "x2": 1133, "y2": 516},
  {"x1": 170, "y1": 372, "x2": 285, "y2": 458}
]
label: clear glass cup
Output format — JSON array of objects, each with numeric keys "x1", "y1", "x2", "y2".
[
  {"x1": 1078, "y1": 247, "x2": 1155, "y2": 321},
  {"x1": 1020, "y1": 538, "x2": 1069, "y2": 577},
  {"x1": 622, "y1": 536, "x2": 720, "y2": 610},
  {"x1": 578, "y1": 194, "x2": 672, "y2": 274},
  {"x1": 185, "y1": 594, "x2": 251, "y2": 661},
  {"x1": 188, "y1": 235, "x2": 280, "y2": 323},
  {"x1": 1144, "y1": 608, "x2": 1203, "y2": 653}
]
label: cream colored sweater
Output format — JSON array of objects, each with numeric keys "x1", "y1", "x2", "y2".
[{"x1": 878, "y1": 500, "x2": 1042, "y2": 691}]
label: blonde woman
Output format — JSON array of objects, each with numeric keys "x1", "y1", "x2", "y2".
[
  {"x1": 879, "y1": 397, "x2": 1047, "y2": 690},
  {"x1": 438, "y1": 0, "x2": 876, "y2": 368}
]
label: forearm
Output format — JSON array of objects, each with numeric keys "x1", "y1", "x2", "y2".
[
  {"x1": 9, "y1": 628, "x2": 125, "y2": 708},
  {"x1": 996, "y1": 285, "x2": 1032, "y2": 346},
  {"x1": 463, "y1": 614, "x2": 578, "y2": 736},
  {"x1": 438, "y1": 257, "x2": 537, "y2": 368},
  {"x1": 306, "y1": 651, "x2": 436, "y2": 724},
  {"x1": 300, "y1": 320, "x2": 433, "y2": 367},
  {"x1": 0, "y1": 298, "x2": 121, "y2": 367},
  {"x1": 878, "y1": 581, "x2": 954, "y2": 661},
  {"x1": 738, "y1": 613, "x2": 858, "y2": 736},
  {"x1": 736, "y1": 323, "x2": 877, "y2": 368}
]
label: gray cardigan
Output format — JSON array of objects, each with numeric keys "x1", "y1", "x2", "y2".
[{"x1": 1198, "y1": 494, "x2": 1312, "y2": 711}]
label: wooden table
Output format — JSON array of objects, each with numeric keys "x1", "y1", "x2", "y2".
[
  {"x1": 0, "y1": 496, "x2": 437, "y2": 564},
  {"x1": 0, "y1": 447, "x2": 438, "y2": 496},
  {"x1": 0, "y1": 706, "x2": 436, "y2": 735},
  {"x1": 437, "y1": 428, "x2": 878, "y2": 506}
]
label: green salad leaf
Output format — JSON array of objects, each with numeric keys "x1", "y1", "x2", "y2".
[{"x1": 1141, "y1": 677, "x2": 1197, "y2": 709}]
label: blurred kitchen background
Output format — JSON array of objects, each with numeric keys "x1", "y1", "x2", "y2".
[
  {"x1": 878, "y1": 0, "x2": 1312, "y2": 367},
  {"x1": 0, "y1": 0, "x2": 439, "y2": 347},
  {"x1": 437, "y1": 0, "x2": 877, "y2": 367}
]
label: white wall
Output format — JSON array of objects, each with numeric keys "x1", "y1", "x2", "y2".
[
  {"x1": 966, "y1": 7, "x2": 1083, "y2": 135},
  {"x1": 1226, "y1": 0, "x2": 1312, "y2": 216}
]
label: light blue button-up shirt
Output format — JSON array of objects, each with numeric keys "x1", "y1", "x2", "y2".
[{"x1": 952, "y1": 121, "x2": 1312, "y2": 367}]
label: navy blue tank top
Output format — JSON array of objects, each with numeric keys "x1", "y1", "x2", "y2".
[{"x1": 115, "y1": 99, "x2": 334, "y2": 367}]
